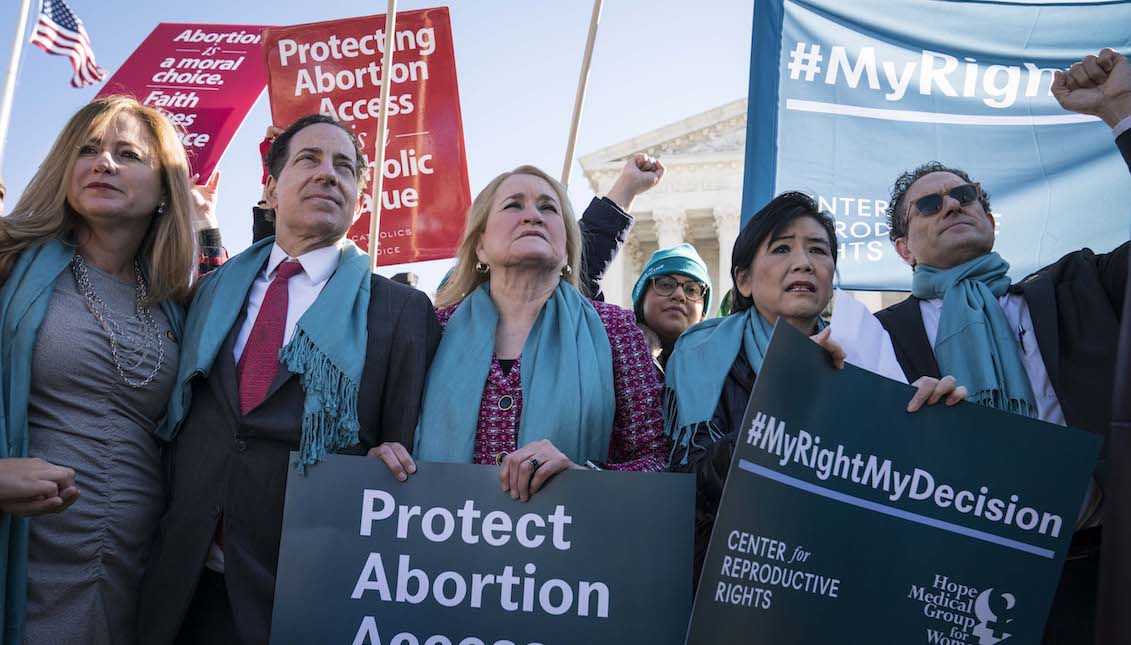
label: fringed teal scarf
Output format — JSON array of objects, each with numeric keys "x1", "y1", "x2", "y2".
[
  {"x1": 168, "y1": 237, "x2": 370, "y2": 471},
  {"x1": 663, "y1": 308, "x2": 825, "y2": 465},
  {"x1": 415, "y1": 281, "x2": 615, "y2": 465},
  {"x1": 0, "y1": 239, "x2": 185, "y2": 644},
  {"x1": 912, "y1": 252, "x2": 1037, "y2": 418}
]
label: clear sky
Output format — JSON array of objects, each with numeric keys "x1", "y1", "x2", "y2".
[{"x1": 0, "y1": 0, "x2": 754, "y2": 292}]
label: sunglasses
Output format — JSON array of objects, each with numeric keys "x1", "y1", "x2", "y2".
[
  {"x1": 651, "y1": 276, "x2": 707, "y2": 301},
  {"x1": 911, "y1": 182, "x2": 982, "y2": 217}
]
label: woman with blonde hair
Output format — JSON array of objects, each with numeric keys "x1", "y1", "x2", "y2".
[
  {"x1": 0, "y1": 95, "x2": 218, "y2": 643},
  {"x1": 370, "y1": 165, "x2": 668, "y2": 501}
]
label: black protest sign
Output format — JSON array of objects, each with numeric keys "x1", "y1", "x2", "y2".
[
  {"x1": 686, "y1": 323, "x2": 1101, "y2": 645},
  {"x1": 271, "y1": 455, "x2": 694, "y2": 645}
]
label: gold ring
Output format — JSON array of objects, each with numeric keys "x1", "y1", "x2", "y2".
[{"x1": 494, "y1": 451, "x2": 508, "y2": 466}]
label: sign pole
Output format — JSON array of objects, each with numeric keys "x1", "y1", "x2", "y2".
[
  {"x1": 560, "y1": 0, "x2": 603, "y2": 188},
  {"x1": 0, "y1": 0, "x2": 33, "y2": 172},
  {"x1": 368, "y1": 0, "x2": 398, "y2": 272}
]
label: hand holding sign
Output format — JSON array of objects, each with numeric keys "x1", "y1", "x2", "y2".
[
  {"x1": 809, "y1": 327, "x2": 846, "y2": 370},
  {"x1": 907, "y1": 375, "x2": 969, "y2": 413},
  {"x1": 499, "y1": 439, "x2": 586, "y2": 502},
  {"x1": 1053, "y1": 48, "x2": 1131, "y2": 127},
  {"x1": 366, "y1": 441, "x2": 416, "y2": 482}
]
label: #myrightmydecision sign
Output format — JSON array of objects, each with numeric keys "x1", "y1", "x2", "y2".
[{"x1": 686, "y1": 323, "x2": 1101, "y2": 645}]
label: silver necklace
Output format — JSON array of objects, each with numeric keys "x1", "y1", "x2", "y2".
[{"x1": 70, "y1": 254, "x2": 165, "y2": 388}]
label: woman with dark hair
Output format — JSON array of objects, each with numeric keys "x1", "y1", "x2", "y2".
[
  {"x1": 630, "y1": 243, "x2": 712, "y2": 374},
  {"x1": 664, "y1": 191, "x2": 968, "y2": 584}
]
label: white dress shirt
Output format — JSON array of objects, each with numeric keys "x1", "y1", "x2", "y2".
[
  {"x1": 919, "y1": 293, "x2": 1066, "y2": 426},
  {"x1": 233, "y1": 243, "x2": 341, "y2": 363},
  {"x1": 207, "y1": 242, "x2": 341, "y2": 574}
]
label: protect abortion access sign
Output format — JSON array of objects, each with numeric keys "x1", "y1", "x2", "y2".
[
  {"x1": 262, "y1": 8, "x2": 471, "y2": 265},
  {"x1": 743, "y1": 0, "x2": 1131, "y2": 290},
  {"x1": 271, "y1": 456, "x2": 694, "y2": 645},
  {"x1": 686, "y1": 324, "x2": 1101, "y2": 644},
  {"x1": 97, "y1": 23, "x2": 270, "y2": 178}
]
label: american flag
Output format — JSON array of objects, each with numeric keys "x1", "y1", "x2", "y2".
[{"x1": 30, "y1": 0, "x2": 107, "y2": 88}]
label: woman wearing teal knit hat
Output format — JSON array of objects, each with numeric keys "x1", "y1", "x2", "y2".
[{"x1": 631, "y1": 243, "x2": 712, "y2": 373}]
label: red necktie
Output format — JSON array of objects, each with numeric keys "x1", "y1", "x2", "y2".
[{"x1": 237, "y1": 260, "x2": 304, "y2": 415}]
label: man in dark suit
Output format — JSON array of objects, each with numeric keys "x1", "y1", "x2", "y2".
[
  {"x1": 875, "y1": 50, "x2": 1131, "y2": 644},
  {"x1": 138, "y1": 114, "x2": 440, "y2": 645}
]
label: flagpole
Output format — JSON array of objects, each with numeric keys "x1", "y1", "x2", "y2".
[
  {"x1": 368, "y1": 0, "x2": 398, "y2": 272},
  {"x1": 560, "y1": 0, "x2": 604, "y2": 188},
  {"x1": 0, "y1": 0, "x2": 34, "y2": 173}
]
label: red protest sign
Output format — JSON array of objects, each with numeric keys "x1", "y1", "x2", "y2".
[
  {"x1": 262, "y1": 7, "x2": 471, "y2": 265},
  {"x1": 97, "y1": 24, "x2": 270, "y2": 179}
]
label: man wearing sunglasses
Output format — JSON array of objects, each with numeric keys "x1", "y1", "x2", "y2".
[{"x1": 875, "y1": 49, "x2": 1131, "y2": 645}]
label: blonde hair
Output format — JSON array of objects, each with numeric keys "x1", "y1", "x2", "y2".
[
  {"x1": 435, "y1": 165, "x2": 582, "y2": 308},
  {"x1": 0, "y1": 95, "x2": 197, "y2": 302}
]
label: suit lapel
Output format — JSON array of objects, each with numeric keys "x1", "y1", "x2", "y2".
[
  {"x1": 879, "y1": 296, "x2": 942, "y2": 380},
  {"x1": 263, "y1": 360, "x2": 296, "y2": 405},
  {"x1": 1015, "y1": 276, "x2": 1061, "y2": 396},
  {"x1": 214, "y1": 311, "x2": 245, "y2": 420}
]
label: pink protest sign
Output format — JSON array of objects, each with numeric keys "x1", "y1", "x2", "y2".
[{"x1": 97, "y1": 23, "x2": 271, "y2": 178}]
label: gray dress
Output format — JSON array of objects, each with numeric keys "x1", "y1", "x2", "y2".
[{"x1": 23, "y1": 262, "x2": 178, "y2": 645}]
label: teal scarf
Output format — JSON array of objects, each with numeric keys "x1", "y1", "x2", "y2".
[
  {"x1": 0, "y1": 239, "x2": 184, "y2": 644},
  {"x1": 912, "y1": 252, "x2": 1037, "y2": 417},
  {"x1": 168, "y1": 236, "x2": 371, "y2": 470},
  {"x1": 415, "y1": 281, "x2": 615, "y2": 464},
  {"x1": 663, "y1": 308, "x2": 825, "y2": 465}
]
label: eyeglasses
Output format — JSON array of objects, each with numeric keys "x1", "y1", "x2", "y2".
[
  {"x1": 911, "y1": 183, "x2": 982, "y2": 217},
  {"x1": 650, "y1": 276, "x2": 707, "y2": 301}
]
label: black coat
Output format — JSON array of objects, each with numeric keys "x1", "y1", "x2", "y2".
[
  {"x1": 1095, "y1": 249, "x2": 1131, "y2": 644},
  {"x1": 1093, "y1": 128, "x2": 1131, "y2": 645},
  {"x1": 578, "y1": 197, "x2": 634, "y2": 301},
  {"x1": 669, "y1": 352, "x2": 757, "y2": 588},
  {"x1": 137, "y1": 275, "x2": 440, "y2": 645}
]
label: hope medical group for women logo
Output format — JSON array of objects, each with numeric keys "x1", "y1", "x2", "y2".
[{"x1": 907, "y1": 573, "x2": 1017, "y2": 645}]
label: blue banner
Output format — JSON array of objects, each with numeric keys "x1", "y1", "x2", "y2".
[{"x1": 743, "y1": 0, "x2": 1131, "y2": 290}]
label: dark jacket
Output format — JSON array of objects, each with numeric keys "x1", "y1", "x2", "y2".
[
  {"x1": 138, "y1": 275, "x2": 441, "y2": 645},
  {"x1": 579, "y1": 197, "x2": 634, "y2": 301},
  {"x1": 1095, "y1": 249, "x2": 1131, "y2": 644},
  {"x1": 669, "y1": 352, "x2": 757, "y2": 588},
  {"x1": 875, "y1": 130, "x2": 1131, "y2": 645}
]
